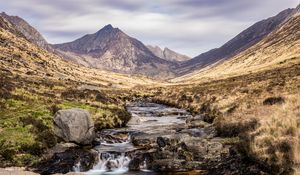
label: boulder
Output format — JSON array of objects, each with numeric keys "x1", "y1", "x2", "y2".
[
  {"x1": 54, "y1": 109, "x2": 95, "y2": 145},
  {"x1": 128, "y1": 157, "x2": 142, "y2": 171},
  {"x1": 157, "y1": 137, "x2": 170, "y2": 148}
]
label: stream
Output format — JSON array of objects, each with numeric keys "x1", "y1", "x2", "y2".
[
  {"x1": 35, "y1": 100, "x2": 265, "y2": 175},
  {"x1": 79, "y1": 101, "x2": 193, "y2": 174},
  {"x1": 73, "y1": 101, "x2": 231, "y2": 175}
]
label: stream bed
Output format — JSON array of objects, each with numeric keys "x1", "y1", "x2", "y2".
[
  {"x1": 74, "y1": 101, "x2": 228, "y2": 175},
  {"x1": 37, "y1": 101, "x2": 263, "y2": 175}
]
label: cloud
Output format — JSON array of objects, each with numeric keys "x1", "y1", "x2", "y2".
[{"x1": 0, "y1": 0, "x2": 299, "y2": 57}]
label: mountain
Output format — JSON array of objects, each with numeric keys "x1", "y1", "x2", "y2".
[
  {"x1": 52, "y1": 25, "x2": 175, "y2": 78},
  {"x1": 0, "y1": 12, "x2": 50, "y2": 50},
  {"x1": 0, "y1": 16, "x2": 157, "y2": 88},
  {"x1": 175, "y1": 7, "x2": 296, "y2": 75},
  {"x1": 147, "y1": 45, "x2": 191, "y2": 62},
  {"x1": 171, "y1": 5, "x2": 300, "y2": 83}
]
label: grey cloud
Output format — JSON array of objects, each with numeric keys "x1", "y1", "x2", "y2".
[{"x1": 0, "y1": 0, "x2": 299, "y2": 57}]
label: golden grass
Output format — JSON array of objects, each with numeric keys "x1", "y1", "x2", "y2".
[{"x1": 218, "y1": 95, "x2": 300, "y2": 174}]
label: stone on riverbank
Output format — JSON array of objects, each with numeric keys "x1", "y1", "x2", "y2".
[{"x1": 54, "y1": 108, "x2": 95, "y2": 145}]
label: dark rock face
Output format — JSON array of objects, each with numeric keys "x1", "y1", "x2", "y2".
[
  {"x1": 176, "y1": 7, "x2": 295, "y2": 75},
  {"x1": 147, "y1": 45, "x2": 191, "y2": 62},
  {"x1": 0, "y1": 12, "x2": 50, "y2": 50},
  {"x1": 35, "y1": 148, "x2": 98, "y2": 174},
  {"x1": 52, "y1": 25, "x2": 175, "y2": 78},
  {"x1": 54, "y1": 109, "x2": 95, "y2": 145},
  {"x1": 157, "y1": 137, "x2": 169, "y2": 148}
]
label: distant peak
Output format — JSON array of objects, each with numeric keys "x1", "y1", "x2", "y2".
[
  {"x1": 104, "y1": 24, "x2": 113, "y2": 29},
  {"x1": 97, "y1": 24, "x2": 122, "y2": 33},
  {"x1": 0, "y1": 12, "x2": 8, "y2": 16}
]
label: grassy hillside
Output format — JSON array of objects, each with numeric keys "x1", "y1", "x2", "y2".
[
  {"x1": 172, "y1": 11, "x2": 300, "y2": 84},
  {"x1": 147, "y1": 10, "x2": 300, "y2": 175},
  {"x1": 149, "y1": 60, "x2": 300, "y2": 174}
]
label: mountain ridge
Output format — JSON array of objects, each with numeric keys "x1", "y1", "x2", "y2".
[
  {"x1": 171, "y1": 6, "x2": 300, "y2": 83},
  {"x1": 175, "y1": 7, "x2": 296, "y2": 75},
  {"x1": 0, "y1": 12, "x2": 51, "y2": 50}
]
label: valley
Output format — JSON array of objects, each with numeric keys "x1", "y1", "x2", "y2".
[{"x1": 0, "y1": 2, "x2": 299, "y2": 175}]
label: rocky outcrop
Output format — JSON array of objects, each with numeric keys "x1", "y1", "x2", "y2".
[
  {"x1": 54, "y1": 109, "x2": 95, "y2": 145},
  {"x1": 147, "y1": 45, "x2": 191, "y2": 62},
  {"x1": 35, "y1": 148, "x2": 98, "y2": 174}
]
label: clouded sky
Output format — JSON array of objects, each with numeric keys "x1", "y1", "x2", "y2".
[{"x1": 0, "y1": 0, "x2": 299, "y2": 57}]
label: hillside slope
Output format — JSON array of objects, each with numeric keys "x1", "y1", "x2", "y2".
[
  {"x1": 0, "y1": 12, "x2": 51, "y2": 50},
  {"x1": 175, "y1": 7, "x2": 295, "y2": 75},
  {"x1": 172, "y1": 6, "x2": 300, "y2": 83}
]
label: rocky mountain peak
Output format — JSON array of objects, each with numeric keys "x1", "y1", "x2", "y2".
[
  {"x1": 97, "y1": 24, "x2": 118, "y2": 33},
  {"x1": 102, "y1": 24, "x2": 113, "y2": 30},
  {"x1": 52, "y1": 25, "x2": 174, "y2": 78},
  {"x1": 147, "y1": 45, "x2": 191, "y2": 62}
]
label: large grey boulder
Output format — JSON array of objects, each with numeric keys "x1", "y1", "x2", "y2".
[{"x1": 54, "y1": 109, "x2": 95, "y2": 145}]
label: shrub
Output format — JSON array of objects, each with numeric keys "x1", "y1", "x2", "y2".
[{"x1": 263, "y1": 96, "x2": 285, "y2": 105}]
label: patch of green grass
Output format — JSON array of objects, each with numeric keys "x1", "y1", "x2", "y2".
[
  {"x1": 0, "y1": 97, "x2": 55, "y2": 166},
  {"x1": 0, "y1": 126, "x2": 42, "y2": 166},
  {"x1": 0, "y1": 86, "x2": 131, "y2": 167},
  {"x1": 0, "y1": 99, "x2": 53, "y2": 128}
]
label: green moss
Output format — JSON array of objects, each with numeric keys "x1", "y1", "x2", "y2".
[
  {"x1": 0, "y1": 126, "x2": 43, "y2": 165},
  {"x1": 57, "y1": 101, "x2": 131, "y2": 130}
]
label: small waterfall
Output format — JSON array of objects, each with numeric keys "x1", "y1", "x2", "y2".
[
  {"x1": 73, "y1": 160, "x2": 81, "y2": 172},
  {"x1": 140, "y1": 159, "x2": 151, "y2": 172},
  {"x1": 85, "y1": 152, "x2": 131, "y2": 175}
]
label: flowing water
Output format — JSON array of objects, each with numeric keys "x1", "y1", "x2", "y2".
[{"x1": 75, "y1": 101, "x2": 193, "y2": 175}]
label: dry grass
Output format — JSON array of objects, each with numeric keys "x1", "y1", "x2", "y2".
[
  {"x1": 216, "y1": 95, "x2": 300, "y2": 174},
  {"x1": 148, "y1": 62, "x2": 300, "y2": 174},
  {"x1": 248, "y1": 95, "x2": 300, "y2": 174}
]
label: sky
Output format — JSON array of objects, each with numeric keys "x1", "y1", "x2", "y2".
[{"x1": 0, "y1": 0, "x2": 299, "y2": 57}]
